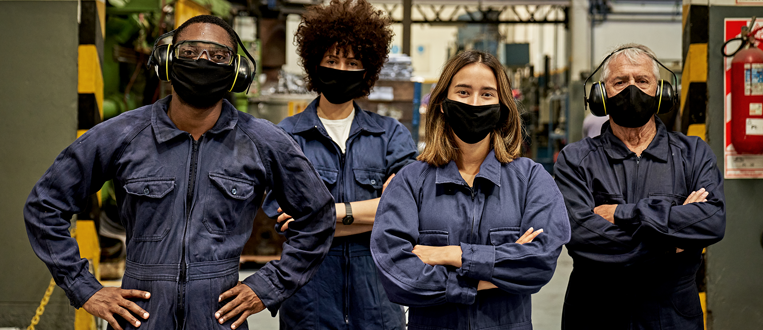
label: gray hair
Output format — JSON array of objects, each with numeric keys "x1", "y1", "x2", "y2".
[{"x1": 600, "y1": 43, "x2": 661, "y2": 83}]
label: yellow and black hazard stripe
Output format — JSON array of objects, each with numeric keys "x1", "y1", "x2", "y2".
[
  {"x1": 681, "y1": 4, "x2": 709, "y2": 141},
  {"x1": 78, "y1": 0, "x2": 105, "y2": 132}
]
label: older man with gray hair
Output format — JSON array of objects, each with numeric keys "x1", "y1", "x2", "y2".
[{"x1": 554, "y1": 43, "x2": 726, "y2": 329}]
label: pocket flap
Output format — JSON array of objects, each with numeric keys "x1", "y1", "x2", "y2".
[
  {"x1": 489, "y1": 227, "x2": 521, "y2": 245},
  {"x1": 418, "y1": 230, "x2": 449, "y2": 246},
  {"x1": 209, "y1": 173, "x2": 254, "y2": 200},
  {"x1": 593, "y1": 192, "x2": 625, "y2": 206},
  {"x1": 353, "y1": 169, "x2": 384, "y2": 190},
  {"x1": 124, "y1": 178, "x2": 175, "y2": 198},
  {"x1": 649, "y1": 193, "x2": 688, "y2": 206},
  {"x1": 315, "y1": 168, "x2": 338, "y2": 185}
]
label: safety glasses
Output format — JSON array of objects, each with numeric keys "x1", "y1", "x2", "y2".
[{"x1": 174, "y1": 40, "x2": 235, "y2": 65}]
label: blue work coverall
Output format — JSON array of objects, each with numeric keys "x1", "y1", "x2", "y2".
[
  {"x1": 371, "y1": 152, "x2": 571, "y2": 330},
  {"x1": 554, "y1": 118, "x2": 726, "y2": 330},
  {"x1": 24, "y1": 97, "x2": 336, "y2": 329},
  {"x1": 262, "y1": 98, "x2": 417, "y2": 329}
]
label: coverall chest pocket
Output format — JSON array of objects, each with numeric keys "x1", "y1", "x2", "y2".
[
  {"x1": 353, "y1": 168, "x2": 385, "y2": 200},
  {"x1": 648, "y1": 193, "x2": 688, "y2": 206},
  {"x1": 203, "y1": 173, "x2": 256, "y2": 235},
  {"x1": 315, "y1": 167, "x2": 338, "y2": 187},
  {"x1": 122, "y1": 178, "x2": 175, "y2": 241},
  {"x1": 593, "y1": 192, "x2": 625, "y2": 206},
  {"x1": 489, "y1": 227, "x2": 521, "y2": 245},
  {"x1": 418, "y1": 230, "x2": 449, "y2": 246}
]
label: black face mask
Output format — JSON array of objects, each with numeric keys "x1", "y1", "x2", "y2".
[
  {"x1": 441, "y1": 99, "x2": 503, "y2": 144},
  {"x1": 171, "y1": 57, "x2": 235, "y2": 109},
  {"x1": 316, "y1": 66, "x2": 366, "y2": 104},
  {"x1": 607, "y1": 85, "x2": 658, "y2": 128}
]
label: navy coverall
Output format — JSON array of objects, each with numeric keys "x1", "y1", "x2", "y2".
[
  {"x1": 24, "y1": 97, "x2": 336, "y2": 329},
  {"x1": 554, "y1": 118, "x2": 726, "y2": 330},
  {"x1": 371, "y1": 153, "x2": 571, "y2": 330},
  {"x1": 262, "y1": 98, "x2": 417, "y2": 329}
]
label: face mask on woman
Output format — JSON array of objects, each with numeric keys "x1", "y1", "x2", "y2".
[
  {"x1": 316, "y1": 66, "x2": 366, "y2": 104},
  {"x1": 441, "y1": 99, "x2": 504, "y2": 144}
]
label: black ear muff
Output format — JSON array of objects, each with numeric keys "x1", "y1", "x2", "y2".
[
  {"x1": 229, "y1": 54, "x2": 254, "y2": 93},
  {"x1": 655, "y1": 79, "x2": 677, "y2": 114},
  {"x1": 587, "y1": 81, "x2": 609, "y2": 117},
  {"x1": 150, "y1": 43, "x2": 174, "y2": 81}
]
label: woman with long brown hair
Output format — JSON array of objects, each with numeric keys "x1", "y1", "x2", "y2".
[{"x1": 370, "y1": 50, "x2": 570, "y2": 330}]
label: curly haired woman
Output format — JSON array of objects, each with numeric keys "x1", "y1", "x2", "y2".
[{"x1": 261, "y1": 0, "x2": 417, "y2": 328}]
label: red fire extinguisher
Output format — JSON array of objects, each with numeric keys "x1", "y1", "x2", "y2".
[{"x1": 724, "y1": 18, "x2": 763, "y2": 154}]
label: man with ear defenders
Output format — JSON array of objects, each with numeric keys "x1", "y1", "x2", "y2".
[
  {"x1": 24, "y1": 15, "x2": 336, "y2": 330},
  {"x1": 554, "y1": 43, "x2": 726, "y2": 329}
]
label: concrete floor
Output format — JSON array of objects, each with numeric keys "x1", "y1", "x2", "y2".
[{"x1": 243, "y1": 247, "x2": 574, "y2": 330}]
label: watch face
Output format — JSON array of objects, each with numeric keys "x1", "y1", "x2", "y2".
[{"x1": 342, "y1": 216, "x2": 354, "y2": 225}]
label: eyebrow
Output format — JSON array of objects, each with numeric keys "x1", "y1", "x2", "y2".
[
  {"x1": 325, "y1": 54, "x2": 358, "y2": 60},
  {"x1": 453, "y1": 83, "x2": 498, "y2": 91}
]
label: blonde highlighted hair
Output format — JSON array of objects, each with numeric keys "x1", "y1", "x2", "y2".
[{"x1": 418, "y1": 50, "x2": 523, "y2": 166}]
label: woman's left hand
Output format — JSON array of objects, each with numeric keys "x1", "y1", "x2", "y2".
[{"x1": 411, "y1": 245, "x2": 463, "y2": 267}]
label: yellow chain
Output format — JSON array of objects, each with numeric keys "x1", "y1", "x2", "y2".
[{"x1": 27, "y1": 278, "x2": 56, "y2": 330}]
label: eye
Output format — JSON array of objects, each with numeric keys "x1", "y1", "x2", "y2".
[
  {"x1": 482, "y1": 92, "x2": 495, "y2": 98},
  {"x1": 456, "y1": 90, "x2": 469, "y2": 96}
]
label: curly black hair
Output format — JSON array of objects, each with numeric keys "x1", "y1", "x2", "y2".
[{"x1": 295, "y1": 0, "x2": 393, "y2": 96}]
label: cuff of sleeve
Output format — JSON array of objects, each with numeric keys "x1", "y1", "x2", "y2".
[
  {"x1": 243, "y1": 272, "x2": 282, "y2": 317},
  {"x1": 445, "y1": 271, "x2": 478, "y2": 305},
  {"x1": 457, "y1": 243, "x2": 495, "y2": 281},
  {"x1": 68, "y1": 269, "x2": 104, "y2": 308},
  {"x1": 614, "y1": 204, "x2": 639, "y2": 227}
]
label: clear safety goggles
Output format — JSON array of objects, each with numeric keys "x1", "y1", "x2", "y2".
[{"x1": 174, "y1": 40, "x2": 235, "y2": 65}]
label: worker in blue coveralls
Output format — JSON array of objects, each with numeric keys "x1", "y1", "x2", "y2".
[
  {"x1": 370, "y1": 50, "x2": 571, "y2": 330},
  {"x1": 260, "y1": 0, "x2": 417, "y2": 329},
  {"x1": 24, "y1": 15, "x2": 336, "y2": 330},
  {"x1": 554, "y1": 43, "x2": 726, "y2": 330}
]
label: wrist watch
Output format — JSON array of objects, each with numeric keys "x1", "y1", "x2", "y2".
[{"x1": 342, "y1": 202, "x2": 354, "y2": 225}]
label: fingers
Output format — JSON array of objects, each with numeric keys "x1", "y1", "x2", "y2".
[
  {"x1": 121, "y1": 299, "x2": 149, "y2": 320},
  {"x1": 218, "y1": 285, "x2": 240, "y2": 307},
  {"x1": 515, "y1": 228, "x2": 543, "y2": 244},
  {"x1": 114, "y1": 305, "x2": 142, "y2": 328},
  {"x1": 280, "y1": 219, "x2": 294, "y2": 231},
  {"x1": 676, "y1": 248, "x2": 685, "y2": 253},
  {"x1": 383, "y1": 173, "x2": 396, "y2": 193},
  {"x1": 103, "y1": 314, "x2": 124, "y2": 330},
  {"x1": 683, "y1": 188, "x2": 708, "y2": 205},
  {"x1": 276, "y1": 213, "x2": 292, "y2": 223},
  {"x1": 231, "y1": 312, "x2": 251, "y2": 329},
  {"x1": 219, "y1": 299, "x2": 247, "y2": 326},
  {"x1": 121, "y1": 289, "x2": 151, "y2": 300}
]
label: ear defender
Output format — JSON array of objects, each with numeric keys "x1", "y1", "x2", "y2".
[
  {"x1": 654, "y1": 80, "x2": 677, "y2": 114},
  {"x1": 587, "y1": 81, "x2": 609, "y2": 117},
  {"x1": 229, "y1": 54, "x2": 255, "y2": 93},
  {"x1": 151, "y1": 43, "x2": 173, "y2": 81}
]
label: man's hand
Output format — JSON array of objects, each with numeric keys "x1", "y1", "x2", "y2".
[
  {"x1": 215, "y1": 282, "x2": 266, "y2": 329},
  {"x1": 683, "y1": 188, "x2": 708, "y2": 205},
  {"x1": 81, "y1": 288, "x2": 150, "y2": 330},
  {"x1": 594, "y1": 204, "x2": 618, "y2": 224}
]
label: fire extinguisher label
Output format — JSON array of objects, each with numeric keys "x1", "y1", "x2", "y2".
[
  {"x1": 751, "y1": 103, "x2": 763, "y2": 116},
  {"x1": 745, "y1": 64, "x2": 763, "y2": 95},
  {"x1": 747, "y1": 118, "x2": 763, "y2": 135}
]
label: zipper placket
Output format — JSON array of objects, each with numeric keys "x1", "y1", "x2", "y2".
[
  {"x1": 467, "y1": 184, "x2": 476, "y2": 330},
  {"x1": 178, "y1": 134, "x2": 202, "y2": 325}
]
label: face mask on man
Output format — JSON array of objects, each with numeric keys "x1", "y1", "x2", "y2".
[
  {"x1": 607, "y1": 85, "x2": 658, "y2": 128},
  {"x1": 170, "y1": 57, "x2": 235, "y2": 109},
  {"x1": 441, "y1": 99, "x2": 503, "y2": 144},
  {"x1": 316, "y1": 66, "x2": 366, "y2": 105}
]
